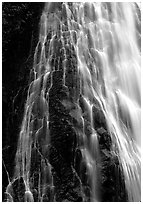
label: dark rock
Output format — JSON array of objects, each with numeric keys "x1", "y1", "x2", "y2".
[{"x1": 10, "y1": 177, "x2": 26, "y2": 202}]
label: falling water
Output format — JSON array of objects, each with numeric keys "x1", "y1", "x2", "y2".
[{"x1": 5, "y1": 2, "x2": 141, "y2": 202}]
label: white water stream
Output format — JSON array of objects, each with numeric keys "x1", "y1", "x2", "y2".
[{"x1": 5, "y1": 2, "x2": 141, "y2": 202}]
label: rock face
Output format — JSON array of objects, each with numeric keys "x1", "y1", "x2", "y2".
[
  {"x1": 3, "y1": 2, "x2": 141, "y2": 202},
  {"x1": 2, "y1": 2, "x2": 44, "y2": 201},
  {"x1": 49, "y1": 46, "x2": 82, "y2": 202}
]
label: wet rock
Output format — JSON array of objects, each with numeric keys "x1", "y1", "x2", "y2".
[{"x1": 10, "y1": 177, "x2": 26, "y2": 202}]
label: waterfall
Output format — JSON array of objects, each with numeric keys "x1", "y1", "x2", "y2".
[{"x1": 5, "y1": 2, "x2": 141, "y2": 202}]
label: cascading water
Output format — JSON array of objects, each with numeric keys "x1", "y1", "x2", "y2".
[{"x1": 5, "y1": 2, "x2": 141, "y2": 202}]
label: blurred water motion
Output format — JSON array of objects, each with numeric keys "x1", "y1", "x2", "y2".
[
  {"x1": 76, "y1": 2, "x2": 141, "y2": 201},
  {"x1": 5, "y1": 2, "x2": 141, "y2": 202}
]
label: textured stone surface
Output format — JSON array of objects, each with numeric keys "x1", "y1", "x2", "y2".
[
  {"x1": 2, "y1": 3, "x2": 44, "y2": 201},
  {"x1": 3, "y1": 2, "x2": 135, "y2": 202}
]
